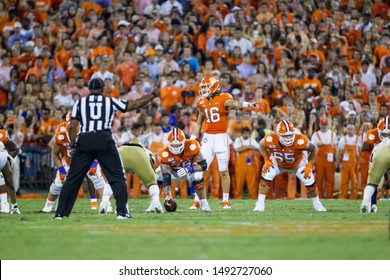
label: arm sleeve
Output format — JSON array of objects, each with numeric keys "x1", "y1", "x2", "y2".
[
  {"x1": 111, "y1": 97, "x2": 129, "y2": 113},
  {"x1": 71, "y1": 100, "x2": 81, "y2": 121}
]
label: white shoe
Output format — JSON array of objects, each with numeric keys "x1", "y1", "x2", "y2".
[
  {"x1": 106, "y1": 202, "x2": 113, "y2": 213},
  {"x1": 253, "y1": 201, "x2": 265, "y2": 212},
  {"x1": 370, "y1": 204, "x2": 378, "y2": 213},
  {"x1": 41, "y1": 206, "x2": 53, "y2": 213},
  {"x1": 1, "y1": 201, "x2": 10, "y2": 213},
  {"x1": 313, "y1": 203, "x2": 327, "y2": 212},
  {"x1": 116, "y1": 213, "x2": 133, "y2": 220},
  {"x1": 146, "y1": 200, "x2": 164, "y2": 213},
  {"x1": 360, "y1": 201, "x2": 371, "y2": 213},
  {"x1": 201, "y1": 201, "x2": 211, "y2": 212},
  {"x1": 222, "y1": 200, "x2": 231, "y2": 209},
  {"x1": 11, "y1": 206, "x2": 21, "y2": 214}
]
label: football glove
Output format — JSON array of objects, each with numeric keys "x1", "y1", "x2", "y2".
[
  {"x1": 177, "y1": 166, "x2": 195, "y2": 177},
  {"x1": 301, "y1": 162, "x2": 313, "y2": 179},
  {"x1": 262, "y1": 156, "x2": 273, "y2": 173},
  {"x1": 89, "y1": 161, "x2": 98, "y2": 175}
]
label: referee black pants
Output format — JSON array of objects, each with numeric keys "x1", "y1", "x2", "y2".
[{"x1": 56, "y1": 131, "x2": 128, "y2": 217}]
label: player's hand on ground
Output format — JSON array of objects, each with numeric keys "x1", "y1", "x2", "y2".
[
  {"x1": 89, "y1": 161, "x2": 98, "y2": 175},
  {"x1": 262, "y1": 159, "x2": 273, "y2": 173},
  {"x1": 59, "y1": 166, "x2": 67, "y2": 182},
  {"x1": 301, "y1": 162, "x2": 313, "y2": 179}
]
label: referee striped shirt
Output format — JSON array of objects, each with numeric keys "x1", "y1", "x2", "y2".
[{"x1": 71, "y1": 94, "x2": 128, "y2": 134}]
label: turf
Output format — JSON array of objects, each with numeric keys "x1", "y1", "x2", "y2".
[{"x1": 0, "y1": 199, "x2": 389, "y2": 260}]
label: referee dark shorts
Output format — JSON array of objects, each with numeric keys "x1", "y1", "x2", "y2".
[{"x1": 55, "y1": 78, "x2": 159, "y2": 219}]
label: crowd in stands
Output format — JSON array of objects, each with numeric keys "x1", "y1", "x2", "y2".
[{"x1": 0, "y1": 0, "x2": 389, "y2": 199}]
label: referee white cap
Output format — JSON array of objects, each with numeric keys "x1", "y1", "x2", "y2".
[{"x1": 88, "y1": 78, "x2": 104, "y2": 90}]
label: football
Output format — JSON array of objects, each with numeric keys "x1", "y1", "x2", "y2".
[{"x1": 164, "y1": 198, "x2": 177, "y2": 212}]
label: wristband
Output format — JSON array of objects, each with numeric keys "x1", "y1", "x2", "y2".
[
  {"x1": 186, "y1": 166, "x2": 195, "y2": 173},
  {"x1": 59, "y1": 166, "x2": 67, "y2": 174},
  {"x1": 190, "y1": 135, "x2": 197, "y2": 140},
  {"x1": 90, "y1": 161, "x2": 98, "y2": 168},
  {"x1": 242, "y1": 101, "x2": 250, "y2": 108}
]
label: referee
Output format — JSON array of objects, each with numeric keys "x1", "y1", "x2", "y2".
[{"x1": 55, "y1": 78, "x2": 159, "y2": 219}]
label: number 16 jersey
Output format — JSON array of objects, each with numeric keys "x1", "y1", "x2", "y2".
[
  {"x1": 196, "y1": 93, "x2": 233, "y2": 134},
  {"x1": 264, "y1": 132, "x2": 310, "y2": 169}
]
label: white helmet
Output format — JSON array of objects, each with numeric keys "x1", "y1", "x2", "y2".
[{"x1": 276, "y1": 120, "x2": 296, "y2": 146}]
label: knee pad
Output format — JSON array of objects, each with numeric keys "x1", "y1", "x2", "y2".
[
  {"x1": 49, "y1": 182, "x2": 62, "y2": 196},
  {"x1": 191, "y1": 172, "x2": 203, "y2": 182},
  {"x1": 259, "y1": 177, "x2": 272, "y2": 188},
  {"x1": 193, "y1": 178, "x2": 205, "y2": 190}
]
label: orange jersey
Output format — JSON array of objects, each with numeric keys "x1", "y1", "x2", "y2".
[
  {"x1": 0, "y1": 129, "x2": 9, "y2": 144},
  {"x1": 197, "y1": 93, "x2": 233, "y2": 134},
  {"x1": 157, "y1": 140, "x2": 201, "y2": 172},
  {"x1": 363, "y1": 128, "x2": 381, "y2": 151},
  {"x1": 263, "y1": 132, "x2": 310, "y2": 169},
  {"x1": 57, "y1": 121, "x2": 68, "y2": 132},
  {"x1": 54, "y1": 130, "x2": 72, "y2": 166}
]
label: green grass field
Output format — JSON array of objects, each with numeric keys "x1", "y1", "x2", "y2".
[{"x1": 0, "y1": 198, "x2": 389, "y2": 260}]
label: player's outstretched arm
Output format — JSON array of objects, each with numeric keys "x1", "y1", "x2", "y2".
[
  {"x1": 224, "y1": 99, "x2": 257, "y2": 110},
  {"x1": 126, "y1": 88, "x2": 159, "y2": 112}
]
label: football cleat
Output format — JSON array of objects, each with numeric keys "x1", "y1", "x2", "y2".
[
  {"x1": 146, "y1": 200, "x2": 164, "y2": 213},
  {"x1": 99, "y1": 200, "x2": 110, "y2": 214},
  {"x1": 116, "y1": 213, "x2": 133, "y2": 220},
  {"x1": 222, "y1": 200, "x2": 231, "y2": 209},
  {"x1": 313, "y1": 203, "x2": 327, "y2": 212},
  {"x1": 201, "y1": 201, "x2": 211, "y2": 212},
  {"x1": 10, "y1": 206, "x2": 21, "y2": 214},
  {"x1": 370, "y1": 204, "x2": 378, "y2": 213},
  {"x1": 360, "y1": 201, "x2": 371, "y2": 213},
  {"x1": 253, "y1": 201, "x2": 265, "y2": 212},
  {"x1": 41, "y1": 206, "x2": 53, "y2": 213},
  {"x1": 189, "y1": 201, "x2": 200, "y2": 210},
  {"x1": 90, "y1": 201, "x2": 98, "y2": 210},
  {"x1": 1, "y1": 201, "x2": 10, "y2": 213}
]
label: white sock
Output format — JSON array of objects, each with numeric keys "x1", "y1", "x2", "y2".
[
  {"x1": 149, "y1": 184, "x2": 160, "y2": 201},
  {"x1": 258, "y1": 194, "x2": 266, "y2": 203},
  {"x1": 103, "y1": 184, "x2": 113, "y2": 200},
  {"x1": 363, "y1": 185, "x2": 375, "y2": 203},
  {"x1": 0, "y1": 192, "x2": 7, "y2": 203},
  {"x1": 200, "y1": 198, "x2": 207, "y2": 207},
  {"x1": 193, "y1": 192, "x2": 200, "y2": 202},
  {"x1": 223, "y1": 193, "x2": 229, "y2": 201},
  {"x1": 90, "y1": 198, "x2": 97, "y2": 203},
  {"x1": 311, "y1": 196, "x2": 320, "y2": 204}
]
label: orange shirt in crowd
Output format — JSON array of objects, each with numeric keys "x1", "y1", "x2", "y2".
[
  {"x1": 160, "y1": 85, "x2": 183, "y2": 112},
  {"x1": 247, "y1": 99, "x2": 271, "y2": 115},
  {"x1": 371, "y1": 2, "x2": 389, "y2": 20},
  {"x1": 55, "y1": 47, "x2": 72, "y2": 69},
  {"x1": 311, "y1": 8, "x2": 331, "y2": 24},
  {"x1": 116, "y1": 62, "x2": 138, "y2": 91},
  {"x1": 90, "y1": 46, "x2": 114, "y2": 59}
]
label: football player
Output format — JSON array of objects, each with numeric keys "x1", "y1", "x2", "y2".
[
  {"x1": 41, "y1": 124, "x2": 107, "y2": 213},
  {"x1": 361, "y1": 116, "x2": 390, "y2": 212},
  {"x1": 254, "y1": 120, "x2": 327, "y2": 212},
  {"x1": 0, "y1": 129, "x2": 20, "y2": 214},
  {"x1": 361, "y1": 124, "x2": 390, "y2": 213},
  {"x1": 158, "y1": 128, "x2": 211, "y2": 212},
  {"x1": 99, "y1": 141, "x2": 164, "y2": 214},
  {"x1": 190, "y1": 75, "x2": 256, "y2": 209}
]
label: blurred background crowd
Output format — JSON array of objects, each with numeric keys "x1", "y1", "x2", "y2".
[{"x1": 0, "y1": 0, "x2": 389, "y2": 200}]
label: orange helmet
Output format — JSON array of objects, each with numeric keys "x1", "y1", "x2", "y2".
[
  {"x1": 276, "y1": 120, "x2": 295, "y2": 146},
  {"x1": 377, "y1": 116, "x2": 390, "y2": 141},
  {"x1": 199, "y1": 75, "x2": 220, "y2": 98},
  {"x1": 167, "y1": 127, "x2": 186, "y2": 155},
  {"x1": 66, "y1": 112, "x2": 72, "y2": 123}
]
